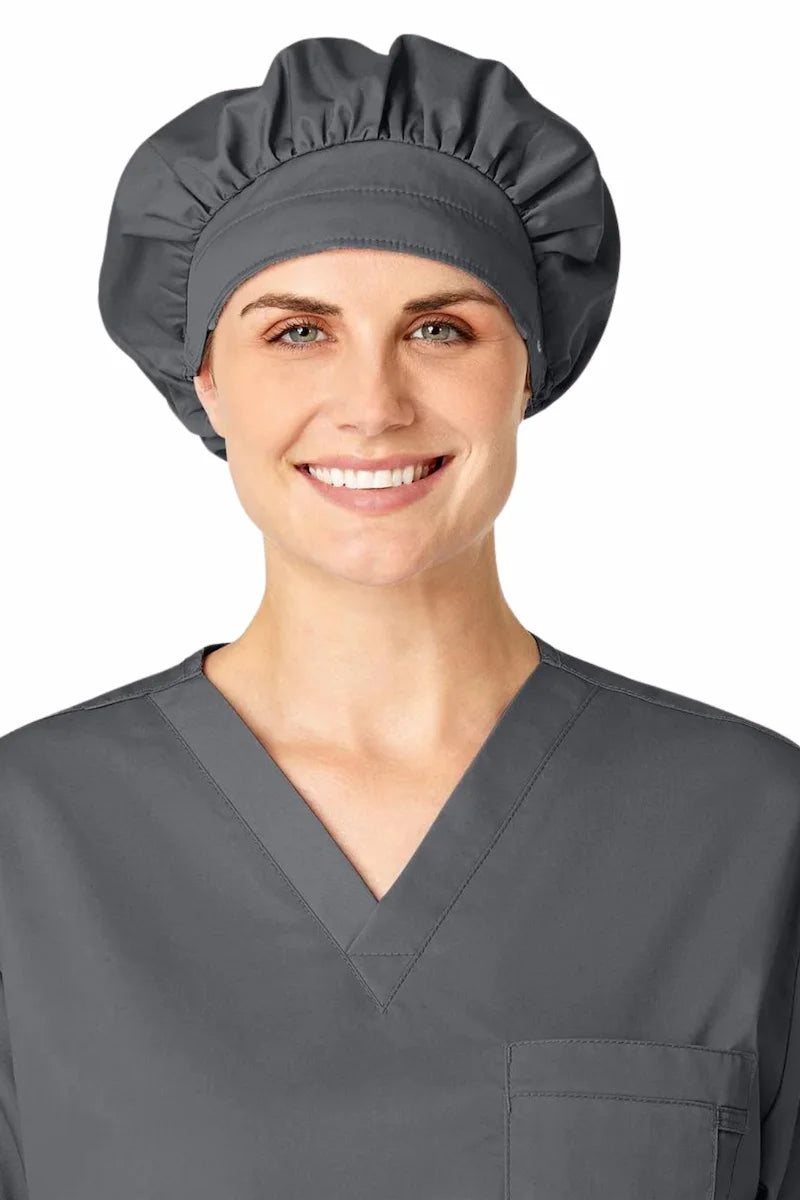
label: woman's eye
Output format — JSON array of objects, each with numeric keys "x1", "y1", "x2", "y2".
[
  {"x1": 410, "y1": 320, "x2": 468, "y2": 346},
  {"x1": 268, "y1": 322, "x2": 328, "y2": 348}
]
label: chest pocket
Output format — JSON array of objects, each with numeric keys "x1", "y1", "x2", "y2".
[{"x1": 505, "y1": 1037, "x2": 756, "y2": 1200}]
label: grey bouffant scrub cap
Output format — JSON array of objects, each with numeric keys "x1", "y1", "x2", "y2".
[{"x1": 98, "y1": 33, "x2": 621, "y2": 461}]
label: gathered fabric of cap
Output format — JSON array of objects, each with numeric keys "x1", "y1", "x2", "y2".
[{"x1": 98, "y1": 33, "x2": 621, "y2": 462}]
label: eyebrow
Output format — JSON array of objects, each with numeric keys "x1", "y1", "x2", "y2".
[{"x1": 238, "y1": 287, "x2": 501, "y2": 319}]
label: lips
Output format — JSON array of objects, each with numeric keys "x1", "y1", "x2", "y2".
[{"x1": 296, "y1": 449, "x2": 453, "y2": 511}]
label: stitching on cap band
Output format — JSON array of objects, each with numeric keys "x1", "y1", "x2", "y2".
[{"x1": 191, "y1": 183, "x2": 528, "y2": 274}]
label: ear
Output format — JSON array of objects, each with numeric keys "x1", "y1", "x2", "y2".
[
  {"x1": 519, "y1": 363, "x2": 532, "y2": 421},
  {"x1": 193, "y1": 364, "x2": 226, "y2": 440}
]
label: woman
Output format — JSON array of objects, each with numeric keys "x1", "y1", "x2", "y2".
[{"x1": 0, "y1": 32, "x2": 798, "y2": 1200}]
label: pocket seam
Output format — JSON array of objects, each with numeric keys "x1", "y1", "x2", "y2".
[
  {"x1": 506, "y1": 1035, "x2": 757, "y2": 1067},
  {"x1": 507, "y1": 1037, "x2": 757, "y2": 1113},
  {"x1": 510, "y1": 1089, "x2": 716, "y2": 1112}
]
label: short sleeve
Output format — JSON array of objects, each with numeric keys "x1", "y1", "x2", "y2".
[
  {"x1": 760, "y1": 934, "x2": 800, "y2": 1199},
  {"x1": 0, "y1": 971, "x2": 27, "y2": 1199}
]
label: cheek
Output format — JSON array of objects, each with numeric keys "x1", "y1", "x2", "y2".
[
  {"x1": 219, "y1": 401, "x2": 307, "y2": 527},
  {"x1": 219, "y1": 377, "x2": 300, "y2": 456},
  {"x1": 437, "y1": 354, "x2": 523, "y2": 422}
]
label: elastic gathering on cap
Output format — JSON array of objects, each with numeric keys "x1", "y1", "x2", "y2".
[{"x1": 98, "y1": 33, "x2": 620, "y2": 461}]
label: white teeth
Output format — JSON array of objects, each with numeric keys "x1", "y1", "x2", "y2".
[{"x1": 305, "y1": 460, "x2": 440, "y2": 489}]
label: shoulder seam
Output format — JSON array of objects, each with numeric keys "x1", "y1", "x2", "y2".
[
  {"x1": 39, "y1": 656, "x2": 200, "y2": 720},
  {"x1": 549, "y1": 659, "x2": 799, "y2": 751}
]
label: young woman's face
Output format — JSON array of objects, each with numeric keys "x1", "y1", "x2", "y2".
[{"x1": 193, "y1": 248, "x2": 532, "y2": 586}]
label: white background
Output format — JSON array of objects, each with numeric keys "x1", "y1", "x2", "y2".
[{"x1": 1, "y1": 2, "x2": 797, "y2": 743}]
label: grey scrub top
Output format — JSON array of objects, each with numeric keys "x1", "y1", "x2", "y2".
[{"x1": 0, "y1": 632, "x2": 799, "y2": 1200}]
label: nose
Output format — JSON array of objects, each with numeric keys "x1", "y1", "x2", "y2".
[{"x1": 325, "y1": 351, "x2": 416, "y2": 433}]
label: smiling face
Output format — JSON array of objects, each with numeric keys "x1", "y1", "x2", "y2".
[{"x1": 193, "y1": 248, "x2": 532, "y2": 587}]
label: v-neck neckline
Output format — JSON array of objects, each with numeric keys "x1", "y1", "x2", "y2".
[{"x1": 150, "y1": 631, "x2": 597, "y2": 1009}]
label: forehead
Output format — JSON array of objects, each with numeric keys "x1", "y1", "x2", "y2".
[{"x1": 222, "y1": 249, "x2": 505, "y2": 322}]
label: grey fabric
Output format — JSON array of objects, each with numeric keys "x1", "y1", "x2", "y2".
[
  {"x1": 0, "y1": 633, "x2": 798, "y2": 1197},
  {"x1": 97, "y1": 34, "x2": 620, "y2": 460}
]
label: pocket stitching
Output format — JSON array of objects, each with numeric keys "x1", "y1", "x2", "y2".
[
  {"x1": 506, "y1": 1035, "x2": 757, "y2": 1066},
  {"x1": 510, "y1": 1089, "x2": 716, "y2": 1111}
]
